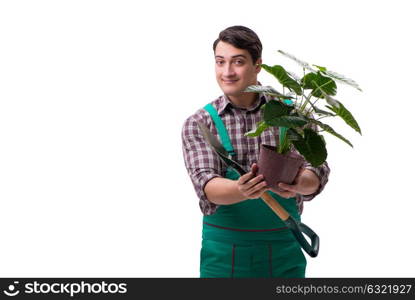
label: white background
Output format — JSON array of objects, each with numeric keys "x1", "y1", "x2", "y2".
[{"x1": 1, "y1": 0, "x2": 414, "y2": 277}]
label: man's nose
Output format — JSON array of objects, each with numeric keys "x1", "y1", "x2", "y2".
[{"x1": 223, "y1": 63, "x2": 236, "y2": 77}]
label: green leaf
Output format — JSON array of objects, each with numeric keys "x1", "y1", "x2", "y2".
[
  {"x1": 278, "y1": 50, "x2": 362, "y2": 91},
  {"x1": 244, "y1": 85, "x2": 293, "y2": 99},
  {"x1": 266, "y1": 116, "x2": 308, "y2": 128},
  {"x1": 263, "y1": 100, "x2": 293, "y2": 121},
  {"x1": 301, "y1": 72, "x2": 337, "y2": 98},
  {"x1": 321, "y1": 69, "x2": 362, "y2": 92},
  {"x1": 302, "y1": 97, "x2": 336, "y2": 117},
  {"x1": 262, "y1": 100, "x2": 306, "y2": 128},
  {"x1": 261, "y1": 64, "x2": 303, "y2": 95},
  {"x1": 244, "y1": 121, "x2": 269, "y2": 137},
  {"x1": 277, "y1": 50, "x2": 316, "y2": 73},
  {"x1": 308, "y1": 119, "x2": 354, "y2": 147},
  {"x1": 323, "y1": 93, "x2": 341, "y2": 108},
  {"x1": 292, "y1": 129, "x2": 327, "y2": 167},
  {"x1": 286, "y1": 128, "x2": 302, "y2": 141},
  {"x1": 322, "y1": 93, "x2": 361, "y2": 134},
  {"x1": 313, "y1": 106, "x2": 336, "y2": 117},
  {"x1": 313, "y1": 64, "x2": 327, "y2": 72},
  {"x1": 326, "y1": 103, "x2": 362, "y2": 135}
]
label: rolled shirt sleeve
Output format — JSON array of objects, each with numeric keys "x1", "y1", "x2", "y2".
[
  {"x1": 295, "y1": 160, "x2": 331, "y2": 214},
  {"x1": 181, "y1": 113, "x2": 225, "y2": 215}
]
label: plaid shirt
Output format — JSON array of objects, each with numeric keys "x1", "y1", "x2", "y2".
[{"x1": 181, "y1": 92, "x2": 330, "y2": 216}]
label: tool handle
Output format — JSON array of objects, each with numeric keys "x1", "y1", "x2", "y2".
[
  {"x1": 260, "y1": 191, "x2": 290, "y2": 221},
  {"x1": 261, "y1": 191, "x2": 320, "y2": 257}
]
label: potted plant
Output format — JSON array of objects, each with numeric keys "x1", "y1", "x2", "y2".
[{"x1": 244, "y1": 50, "x2": 362, "y2": 191}]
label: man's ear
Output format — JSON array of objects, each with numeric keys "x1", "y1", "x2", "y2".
[{"x1": 255, "y1": 58, "x2": 262, "y2": 73}]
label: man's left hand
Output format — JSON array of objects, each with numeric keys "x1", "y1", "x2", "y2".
[{"x1": 269, "y1": 168, "x2": 320, "y2": 199}]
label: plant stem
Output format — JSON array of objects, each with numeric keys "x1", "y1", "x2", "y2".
[
  {"x1": 278, "y1": 127, "x2": 290, "y2": 154},
  {"x1": 305, "y1": 97, "x2": 319, "y2": 116},
  {"x1": 298, "y1": 67, "x2": 306, "y2": 109},
  {"x1": 300, "y1": 92, "x2": 313, "y2": 113},
  {"x1": 317, "y1": 115, "x2": 330, "y2": 121}
]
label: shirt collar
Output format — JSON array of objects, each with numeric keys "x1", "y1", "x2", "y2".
[{"x1": 217, "y1": 82, "x2": 273, "y2": 115}]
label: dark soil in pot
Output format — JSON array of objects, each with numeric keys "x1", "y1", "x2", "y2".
[{"x1": 257, "y1": 144, "x2": 305, "y2": 191}]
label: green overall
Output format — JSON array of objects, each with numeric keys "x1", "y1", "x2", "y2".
[{"x1": 200, "y1": 104, "x2": 307, "y2": 278}]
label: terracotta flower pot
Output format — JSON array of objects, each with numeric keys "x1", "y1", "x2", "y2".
[{"x1": 257, "y1": 144, "x2": 305, "y2": 191}]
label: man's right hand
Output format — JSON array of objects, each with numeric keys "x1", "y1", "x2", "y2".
[{"x1": 236, "y1": 163, "x2": 269, "y2": 199}]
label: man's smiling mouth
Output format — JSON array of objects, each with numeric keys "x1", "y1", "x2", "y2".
[{"x1": 223, "y1": 79, "x2": 238, "y2": 84}]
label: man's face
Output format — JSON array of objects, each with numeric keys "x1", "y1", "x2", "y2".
[{"x1": 214, "y1": 41, "x2": 261, "y2": 98}]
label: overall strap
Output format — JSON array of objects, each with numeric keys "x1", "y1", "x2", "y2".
[{"x1": 203, "y1": 103, "x2": 236, "y2": 157}]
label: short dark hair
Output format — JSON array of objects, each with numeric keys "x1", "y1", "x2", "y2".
[{"x1": 213, "y1": 25, "x2": 262, "y2": 64}]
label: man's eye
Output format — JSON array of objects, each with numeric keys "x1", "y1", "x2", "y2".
[
  {"x1": 235, "y1": 60, "x2": 244, "y2": 65},
  {"x1": 216, "y1": 61, "x2": 224, "y2": 65}
]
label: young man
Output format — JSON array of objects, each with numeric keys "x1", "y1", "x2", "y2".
[{"x1": 181, "y1": 25, "x2": 330, "y2": 278}]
